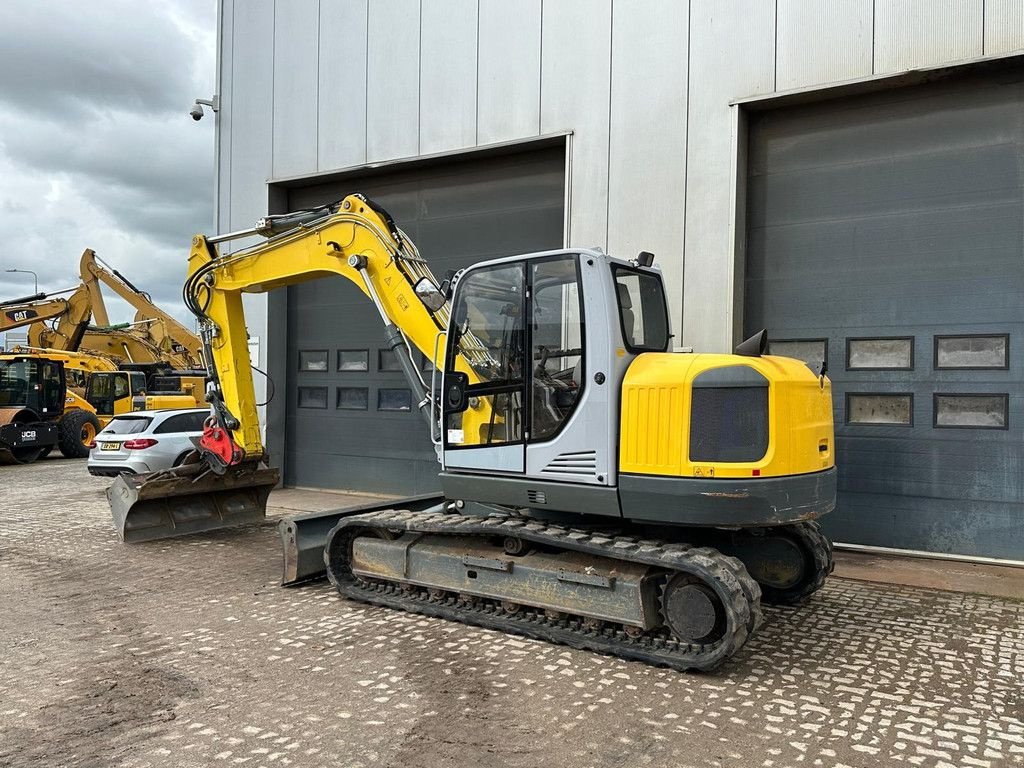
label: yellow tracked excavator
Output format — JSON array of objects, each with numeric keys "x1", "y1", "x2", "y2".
[{"x1": 107, "y1": 194, "x2": 837, "y2": 670}]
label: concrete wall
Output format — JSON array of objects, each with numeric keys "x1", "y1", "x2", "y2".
[{"x1": 215, "y1": 0, "x2": 1023, "y2": 356}]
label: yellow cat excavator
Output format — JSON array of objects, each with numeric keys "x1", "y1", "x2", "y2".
[
  {"x1": 107, "y1": 194, "x2": 836, "y2": 670},
  {"x1": 0, "y1": 254, "x2": 196, "y2": 369},
  {"x1": 79, "y1": 249, "x2": 204, "y2": 369}
]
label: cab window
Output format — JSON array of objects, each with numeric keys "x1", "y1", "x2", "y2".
[
  {"x1": 612, "y1": 266, "x2": 670, "y2": 352},
  {"x1": 444, "y1": 263, "x2": 526, "y2": 447},
  {"x1": 531, "y1": 256, "x2": 584, "y2": 441}
]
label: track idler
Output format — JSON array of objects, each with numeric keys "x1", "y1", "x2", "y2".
[{"x1": 107, "y1": 460, "x2": 279, "y2": 543}]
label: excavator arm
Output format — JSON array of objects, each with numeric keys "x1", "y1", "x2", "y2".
[
  {"x1": 185, "y1": 194, "x2": 450, "y2": 469},
  {"x1": 107, "y1": 194, "x2": 455, "y2": 541},
  {"x1": 0, "y1": 285, "x2": 92, "y2": 351}
]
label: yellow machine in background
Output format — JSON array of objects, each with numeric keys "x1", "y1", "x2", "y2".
[
  {"x1": 0, "y1": 346, "x2": 205, "y2": 464},
  {"x1": 108, "y1": 194, "x2": 836, "y2": 671},
  {"x1": 79, "y1": 249, "x2": 204, "y2": 369},
  {"x1": 1, "y1": 249, "x2": 203, "y2": 369}
]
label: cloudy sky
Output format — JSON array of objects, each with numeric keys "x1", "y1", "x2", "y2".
[{"x1": 0, "y1": 0, "x2": 216, "y2": 329}]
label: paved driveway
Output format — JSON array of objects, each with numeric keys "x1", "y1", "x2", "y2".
[{"x1": 1, "y1": 458, "x2": 1021, "y2": 767}]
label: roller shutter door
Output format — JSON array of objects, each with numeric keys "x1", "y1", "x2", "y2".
[
  {"x1": 745, "y1": 69, "x2": 1024, "y2": 560},
  {"x1": 280, "y1": 146, "x2": 565, "y2": 494}
]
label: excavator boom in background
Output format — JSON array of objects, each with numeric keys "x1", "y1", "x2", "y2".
[
  {"x1": 107, "y1": 194, "x2": 837, "y2": 671},
  {"x1": 80, "y1": 249, "x2": 204, "y2": 369}
]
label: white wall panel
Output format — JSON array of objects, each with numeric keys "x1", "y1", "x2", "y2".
[
  {"x1": 216, "y1": 0, "x2": 233, "y2": 233},
  {"x1": 607, "y1": 0, "x2": 687, "y2": 334},
  {"x1": 540, "y1": 0, "x2": 611, "y2": 248},
  {"x1": 228, "y1": 0, "x2": 274, "y2": 230},
  {"x1": 776, "y1": 0, "x2": 873, "y2": 90},
  {"x1": 478, "y1": 0, "x2": 541, "y2": 144},
  {"x1": 366, "y1": 0, "x2": 420, "y2": 161},
  {"x1": 683, "y1": 0, "x2": 775, "y2": 352},
  {"x1": 420, "y1": 0, "x2": 477, "y2": 155},
  {"x1": 272, "y1": 0, "x2": 319, "y2": 178},
  {"x1": 874, "y1": 0, "x2": 983, "y2": 73},
  {"x1": 318, "y1": 0, "x2": 368, "y2": 171},
  {"x1": 984, "y1": 0, "x2": 1024, "y2": 54}
]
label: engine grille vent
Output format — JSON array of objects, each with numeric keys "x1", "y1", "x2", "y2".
[
  {"x1": 541, "y1": 450, "x2": 598, "y2": 477},
  {"x1": 527, "y1": 489, "x2": 547, "y2": 505}
]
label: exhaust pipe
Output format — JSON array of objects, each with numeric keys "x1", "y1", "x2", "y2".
[{"x1": 108, "y1": 461, "x2": 279, "y2": 543}]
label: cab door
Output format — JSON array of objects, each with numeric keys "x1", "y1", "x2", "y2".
[{"x1": 442, "y1": 261, "x2": 527, "y2": 473}]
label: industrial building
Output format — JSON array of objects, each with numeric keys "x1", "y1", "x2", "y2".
[{"x1": 211, "y1": 1, "x2": 1024, "y2": 561}]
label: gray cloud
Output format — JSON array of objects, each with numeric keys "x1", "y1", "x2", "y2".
[
  {"x1": 0, "y1": 0, "x2": 215, "y2": 329},
  {"x1": 0, "y1": 2, "x2": 200, "y2": 120}
]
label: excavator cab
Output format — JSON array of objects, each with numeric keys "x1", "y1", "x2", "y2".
[{"x1": 84, "y1": 370, "x2": 142, "y2": 418}]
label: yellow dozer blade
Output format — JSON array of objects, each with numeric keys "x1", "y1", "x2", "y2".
[{"x1": 107, "y1": 462, "x2": 279, "y2": 543}]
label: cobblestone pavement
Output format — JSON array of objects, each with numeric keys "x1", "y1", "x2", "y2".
[{"x1": 1, "y1": 458, "x2": 1022, "y2": 768}]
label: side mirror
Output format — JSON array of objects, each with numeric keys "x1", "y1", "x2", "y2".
[
  {"x1": 444, "y1": 371, "x2": 469, "y2": 413},
  {"x1": 414, "y1": 277, "x2": 446, "y2": 312}
]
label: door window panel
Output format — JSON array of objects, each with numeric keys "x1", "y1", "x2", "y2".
[
  {"x1": 298, "y1": 350, "x2": 328, "y2": 371},
  {"x1": 531, "y1": 256, "x2": 584, "y2": 441},
  {"x1": 935, "y1": 335, "x2": 1008, "y2": 370},
  {"x1": 445, "y1": 263, "x2": 526, "y2": 447},
  {"x1": 337, "y1": 349, "x2": 369, "y2": 371}
]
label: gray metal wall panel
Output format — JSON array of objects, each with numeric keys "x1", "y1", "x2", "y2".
[
  {"x1": 420, "y1": 0, "x2": 478, "y2": 155},
  {"x1": 540, "y1": 0, "x2": 611, "y2": 248},
  {"x1": 216, "y1": 0, "x2": 233, "y2": 232},
  {"x1": 607, "y1": 0, "x2": 688, "y2": 333},
  {"x1": 366, "y1": 0, "x2": 420, "y2": 161},
  {"x1": 745, "y1": 70, "x2": 1024, "y2": 559},
  {"x1": 984, "y1": 0, "x2": 1024, "y2": 54},
  {"x1": 683, "y1": 0, "x2": 775, "y2": 352},
  {"x1": 227, "y1": 0, "x2": 275, "y2": 231},
  {"x1": 477, "y1": 0, "x2": 541, "y2": 144},
  {"x1": 776, "y1": 0, "x2": 873, "y2": 90},
  {"x1": 317, "y1": 0, "x2": 368, "y2": 171},
  {"x1": 874, "y1": 0, "x2": 984, "y2": 73},
  {"x1": 279, "y1": 147, "x2": 566, "y2": 494},
  {"x1": 272, "y1": 0, "x2": 319, "y2": 178}
]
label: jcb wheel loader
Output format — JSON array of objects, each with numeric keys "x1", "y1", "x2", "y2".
[
  {"x1": 0, "y1": 354, "x2": 102, "y2": 463},
  {"x1": 107, "y1": 195, "x2": 836, "y2": 670}
]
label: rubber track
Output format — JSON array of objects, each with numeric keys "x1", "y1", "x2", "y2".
[
  {"x1": 770, "y1": 521, "x2": 834, "y2": 606},
  {"x1": 325, "y1": 510, "x2": 763, "y2": 672}
]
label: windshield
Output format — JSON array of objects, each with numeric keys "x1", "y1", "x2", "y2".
[
  {"x1": 100, "y1": 417, "x2": 153, "y2": 435},
  {"x1": 0, "y1": 359, "x2": 32, "y2": 406}
]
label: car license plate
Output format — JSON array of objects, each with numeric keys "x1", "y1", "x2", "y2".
[{"x1": 100, "y1": 442, "x2": 121, "y2": 451}]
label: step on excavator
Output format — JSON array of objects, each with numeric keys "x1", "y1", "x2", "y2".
[{"x1": 107, "y1": 194, "x2": 837, "y2": 670}]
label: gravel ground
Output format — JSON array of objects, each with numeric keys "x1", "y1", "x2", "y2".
[{"x1": 1, "y1": 457, "x2": 1022, "y2": 768}]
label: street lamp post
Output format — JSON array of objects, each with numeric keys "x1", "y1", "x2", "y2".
[{"x1": 5, "y1": 268, "x2": 38, "y2": 293}]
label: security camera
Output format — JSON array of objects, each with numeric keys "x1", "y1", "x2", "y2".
[{"x1": 189, "y1": 96, "x2": 219, "y2": 122}]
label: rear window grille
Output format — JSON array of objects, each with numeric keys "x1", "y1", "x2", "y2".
[{"x1": 689, "y1": 387, "x2": 769, "y2": 463}]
